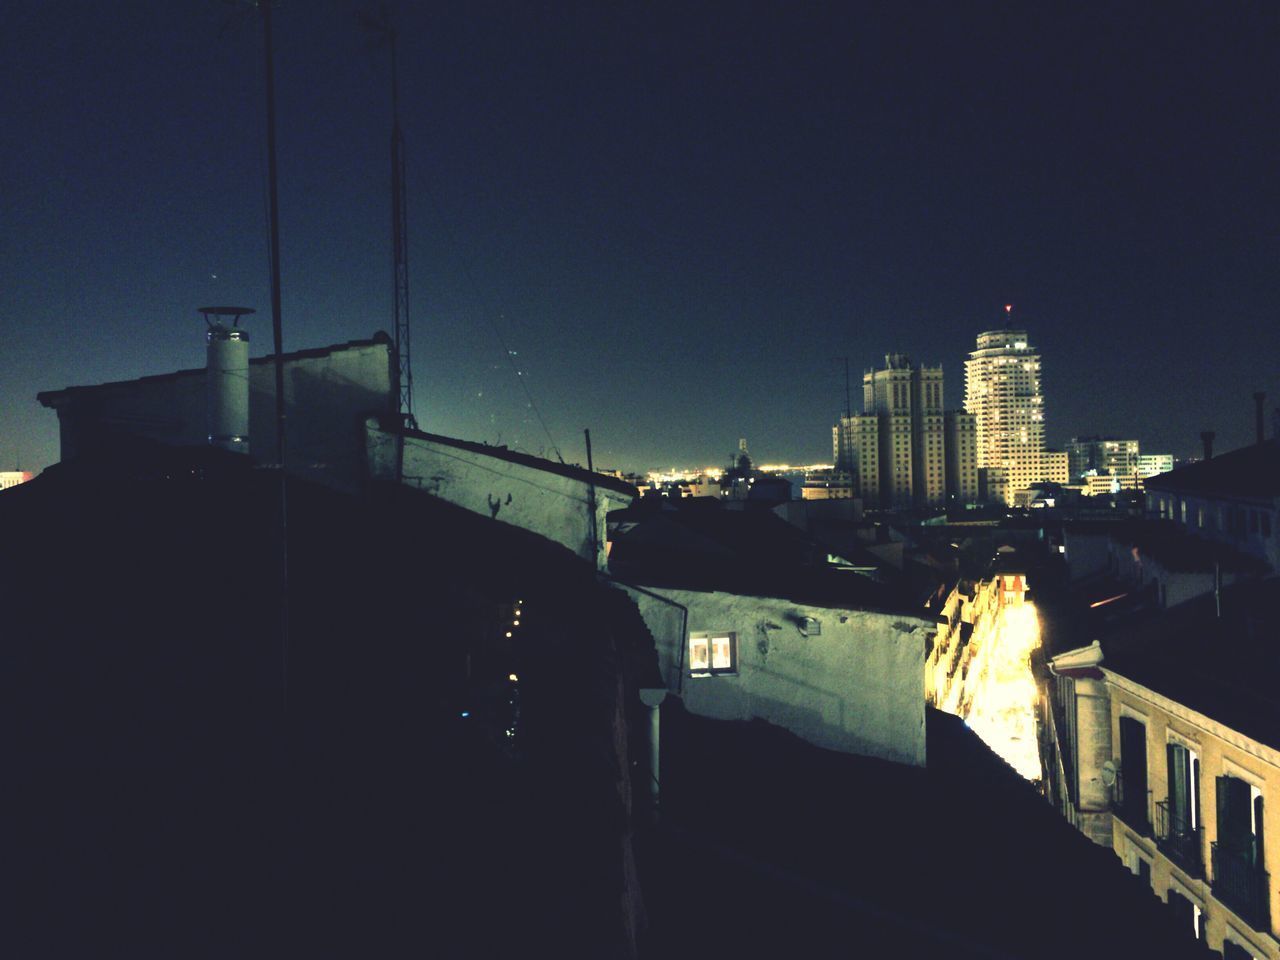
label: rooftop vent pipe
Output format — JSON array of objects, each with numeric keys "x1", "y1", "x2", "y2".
[
  {"x1": 200, "y1": 306, "x2": 255, "y2": 454},
  {"x1": 1254, "y1": 392, "x2": 1266, "y2": 445},
  {"x1": 1200, "y1": 431, "x2": 1215, "y2": 461}
]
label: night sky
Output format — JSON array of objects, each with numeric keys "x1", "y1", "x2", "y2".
[{"x1": 4, "y1": 1, "x2": 1277, "y2": 474}]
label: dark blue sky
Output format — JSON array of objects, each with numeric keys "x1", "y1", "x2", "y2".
[{"x1": 4, "y1": 1, "x2": 1277, "y2": 473}]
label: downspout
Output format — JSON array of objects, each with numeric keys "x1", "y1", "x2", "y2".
[{"x1": 601, "y1": 573, "x2": 688, "y2": 825}]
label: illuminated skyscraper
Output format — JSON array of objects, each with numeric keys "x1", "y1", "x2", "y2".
[
  {"x1": 944, "y1": 410, "x2": 978, "y2": 505},
  {"x1": 832, "y1": 413, "x2": 880, "y2": 504},
  {"x1": 964, "y1": 326, "x2": 1046, "y2": 505},
  {"x1": 861, "y1": 355, "x2": 946, "y2": 509}
]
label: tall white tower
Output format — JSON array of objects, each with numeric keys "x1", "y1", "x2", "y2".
[{"x1": 964, "y1": 320, "x2": 1045, "y2": 504}]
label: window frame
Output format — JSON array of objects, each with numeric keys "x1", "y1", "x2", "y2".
[{"x1": 688, "y1": 631, "x2": 738, "y2": 677}]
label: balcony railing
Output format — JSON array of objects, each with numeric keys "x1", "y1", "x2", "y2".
[
  {"x1": 1155, "y1": 800, "x2": 1203, "y2": 877},
  {"x1": 1111, "y1": 769, "x2": 1152, "y2": 836},
  {"x1": 1211, "y1": 841, "x2": 1271, "y2": 933}
]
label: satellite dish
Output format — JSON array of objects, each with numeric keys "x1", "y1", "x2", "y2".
[{"x1": 1101, "y1": 760, "x2": 1117, "y2": 787}]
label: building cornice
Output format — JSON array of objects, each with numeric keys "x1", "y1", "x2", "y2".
[{"x1": 1102, "y1": 669, "x2": 1280, "y2": 773}]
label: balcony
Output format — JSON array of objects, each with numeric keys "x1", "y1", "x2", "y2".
[
  {"x1": 1111, "y1": 769, "x2": 1152, "y2": 837},
  {"x1": 1212, "y1": 841, "x2": 1271, "y2": 933},
  {"x1": 1154, "y1": 800, "x2": 1203, "y2": 877}
]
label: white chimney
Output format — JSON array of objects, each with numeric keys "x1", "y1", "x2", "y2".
[{"x1": 200, "y1": 307, "x2": 255, "y2": 454}]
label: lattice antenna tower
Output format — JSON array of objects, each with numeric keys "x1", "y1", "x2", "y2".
[{"x1": 359, "y1": 6, "x2": 417, "y2": 428}]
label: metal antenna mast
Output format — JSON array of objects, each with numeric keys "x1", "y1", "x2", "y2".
[
  {"x1": 842, "y1": 356, "x2": 852, "y2": 419},
  {"x1": 360, "y1": 7, "x2": 417, "y2": 429}
]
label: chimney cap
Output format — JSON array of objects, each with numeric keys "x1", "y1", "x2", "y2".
[{"x1": 198, "y1": 306, "x2": 255, "y2": 328}]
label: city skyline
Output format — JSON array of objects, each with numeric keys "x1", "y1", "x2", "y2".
[{"x1": 4, "y1": 2, "x2": 1277, "y2": 474}]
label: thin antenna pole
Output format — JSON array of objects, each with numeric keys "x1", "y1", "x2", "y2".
[
  {"x1": 357, "y1": 7, "x2": 416, "y2": 428},
  {"x1": 389, "y1": 23, "x2": 416, "y2": 429},
  {"x1": 261, "y1": 0, "x2": 289, "y2": 713},
  {"x1": 843, "y1": 356, "x2": 851, "y2": 419},
  {"x1": 585, "y1": 429, "x2": 599, "y2": 568}
]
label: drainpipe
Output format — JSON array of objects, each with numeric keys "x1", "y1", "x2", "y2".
[
  {"x1": 639, "y1": 688, "x2": 666, "y2": 822},
  {"x1": 600, "y1": 574, "x2": 689, "y2": 823}
]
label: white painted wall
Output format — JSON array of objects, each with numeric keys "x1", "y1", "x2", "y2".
[
  {"x1": 620, "y1": 585, "x2": 929, "y2": 766},
  {"x1": 366, "y1": 423, "x2": 633, "y2": 569},
  {"x1": 41, "y1": 339, "x2": 395, "y2": 492}
]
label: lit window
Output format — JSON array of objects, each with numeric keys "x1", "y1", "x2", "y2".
[{"x1": 689, "y1": 632, "x2": 737, "y2": 676}]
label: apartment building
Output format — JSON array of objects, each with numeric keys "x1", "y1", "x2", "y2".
[{"x1": 1049, "y1": 581, "x2": 1278, "y2": 959}]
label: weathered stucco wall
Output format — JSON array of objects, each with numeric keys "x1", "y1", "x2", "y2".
[
  {"x1": 621, "y1": 585, "x2": 928, "y2": 767},
  {"x1": 367, "y1": 423, "x2": 633, "y2": 568}
]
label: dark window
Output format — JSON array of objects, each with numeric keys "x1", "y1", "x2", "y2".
[
  {"x1": 1167, "y1": 743, "x2": 1200, "y2": 829},
  {"x1": 1213, "y1": 776, "x2": 1269, "y2": 930},
  {"x1": 1116, "y1": 716, "x2": 1151, "y2": 834},
  {"x1": 1158, "y1": 743, "x2": 1203, "y2": 875}
]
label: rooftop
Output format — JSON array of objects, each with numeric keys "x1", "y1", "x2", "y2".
[
  {"x1": 608, "y1": 498, "x2": 921, "y2": 613},
  {"x1": 2, "y1": 446, "x2": 657, "y2": 956},
  {"x1": 646, "y1": 702, "x2": 1213, "y2": 958},
  {"x1": 1144, "y1": 438, "x2": 1280, "y2": 499},
  {"x1": 36, "y1": 333, "x2": 393, "y2": 407},
  {"x1": 1098, "y1": 577, "x2": 1280, "y2": 752}
]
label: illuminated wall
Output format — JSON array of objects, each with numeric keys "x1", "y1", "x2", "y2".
[
  {"x1": 622, "y1": 584, "x2": 930, "y2": 767},
  {"x1": 0, "y1": 471, "x2": 34, "y2": 490},
  {"x1": 832, "y1": 413, "x2": 880, "y2": 503},
  {"x1": 927, "y1": 573, "x2": 1044, "y2": 781},
  {"x1": 367, "y1": 421, "x2": 634, "y2": 570},
  {"x1": 1105, "y1": 675, "x2": 1280, "y2": 959},
  {"x1": 944, "y1": 411, "x2": 978, "y2": 505}
]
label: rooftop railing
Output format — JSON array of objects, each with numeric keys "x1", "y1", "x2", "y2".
[{"x1": 1211, "y1": 841, "x2": 1271, "y2": 934}]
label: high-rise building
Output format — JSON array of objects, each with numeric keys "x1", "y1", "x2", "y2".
[
  {"x1": 832, "y1": 414, "x2": 880, "y2": 504},
  {"x1": 944, "y1": 411, "x2": 978, "y2": 504},
  {"x1": 861, "y1": 354, "x2": 946, "y2": 509},
  {"x1": 1064, "y1": 437, "x2": 1140, "y2": 481},
  {"x1": 0, "y1": 471, "x2": 34, "y2": 490},
  {"x1": 964, "y1": 327, "x2": 1046, "y2": 505},
  {"x1": 1136, "y1": 453, "x2": 1173, "y2": 478}
]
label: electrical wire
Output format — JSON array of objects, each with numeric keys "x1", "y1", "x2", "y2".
[{"x1": 415, "y1": 176, "x2": 566, "y2": 464}]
